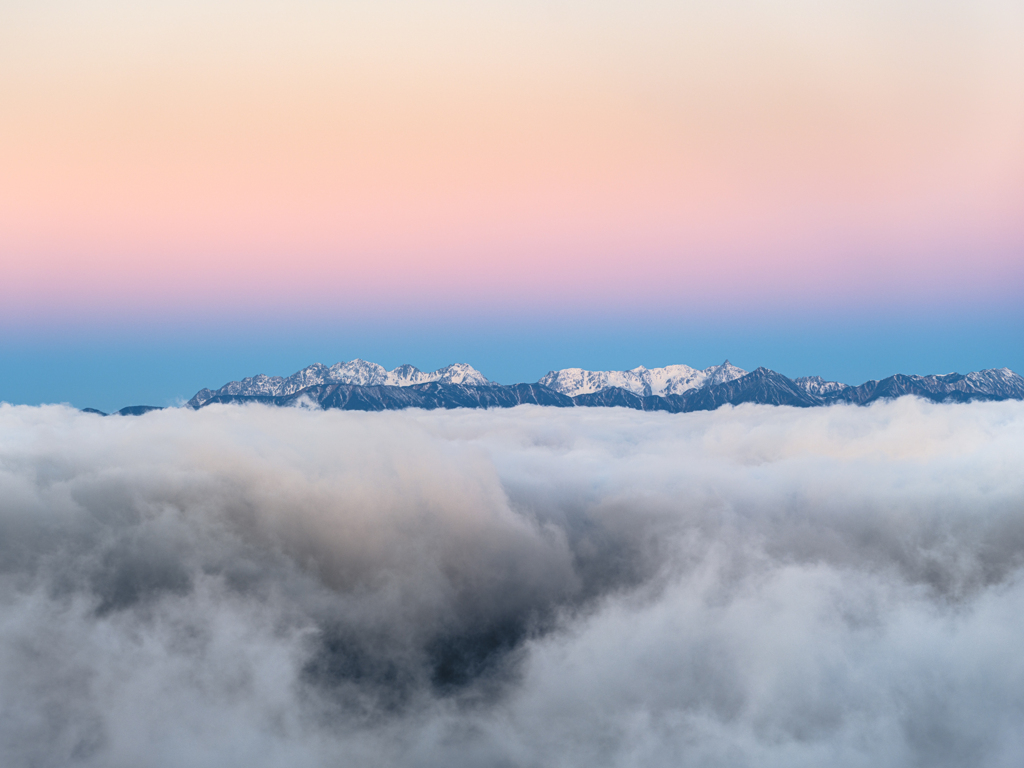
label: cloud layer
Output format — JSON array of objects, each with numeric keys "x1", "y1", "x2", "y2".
[{"x1": 1, "y1": 400, "x2": 1023, "y2": 767}]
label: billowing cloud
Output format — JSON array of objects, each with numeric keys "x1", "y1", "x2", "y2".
[{"x1": 0, "y1": 400, "x2": 1022, "y2": 766}]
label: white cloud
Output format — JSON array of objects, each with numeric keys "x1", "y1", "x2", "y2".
[{"x1": 0, "y1": 399, "x2": 1022, "y2": 766}]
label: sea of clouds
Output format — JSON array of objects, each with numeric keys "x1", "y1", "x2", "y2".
[{"x1": 1, "y1": 399, "x2": 1023, "y2": 767}]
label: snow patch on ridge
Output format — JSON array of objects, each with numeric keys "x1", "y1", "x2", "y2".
[{"x1": 794, "y1": 376, "x2": 850, "y2": 396}]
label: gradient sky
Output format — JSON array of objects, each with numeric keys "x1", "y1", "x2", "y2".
[{"x1": 1, "y1": 0, "x2": 1022, "y2": 409}]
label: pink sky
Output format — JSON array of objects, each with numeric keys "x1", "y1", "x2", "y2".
[{"x1": 1, "y1": 1, "x2": 1022, "y2": 325}]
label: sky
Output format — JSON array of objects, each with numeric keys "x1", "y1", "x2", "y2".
[{"x1": 1, "y1": 0, "x2": 1022, "y2": 409}]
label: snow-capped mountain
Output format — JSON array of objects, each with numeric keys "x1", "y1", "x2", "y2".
[
  {"x1": 386, "y1": 362, "x2": 491, "y2": 387},
  {"x1": 794, "y1": 376, "x2": 850, "y2": 396},
  {"x1": 835, "y1": 368, "x2": 1024, "y2": 405},
  {"x1": 539, "y1": 361, "x2": 747, "y2": 397},
  {"x1": 941, "y1": 368, "x2": 1024, "y2": 398},
  {"x1": 176, "y1": 360, "x2": 1024, "y2": 415},
  {"x1": 189, "y1": 360, "x2": 492, "y2": 407}
]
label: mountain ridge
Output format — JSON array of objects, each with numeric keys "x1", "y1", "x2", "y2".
[
  {"x1": 82, "y1": 361, "x2": 1024, "y2": 415},
  {"x1": 188, "y1": 360, "x2": 493, "y2": 407},
  {"x1": 538, "y1": 361, "x2": 747, "y2": 397},
  {"x1": 150, "y1": 361, "x2": 1024, "y2": 416}
]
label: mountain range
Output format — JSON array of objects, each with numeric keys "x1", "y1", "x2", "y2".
[
  {"x1": 187, "y1": 360, "x2": 491, "y2": 407},
  {"x1": 81, "y1": 360, "x2": 1013, "y2": 417}
]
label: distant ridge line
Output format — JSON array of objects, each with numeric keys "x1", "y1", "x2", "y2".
[{"x1": 85, "y1": 362, "x2": 1024, "y2": 415}]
